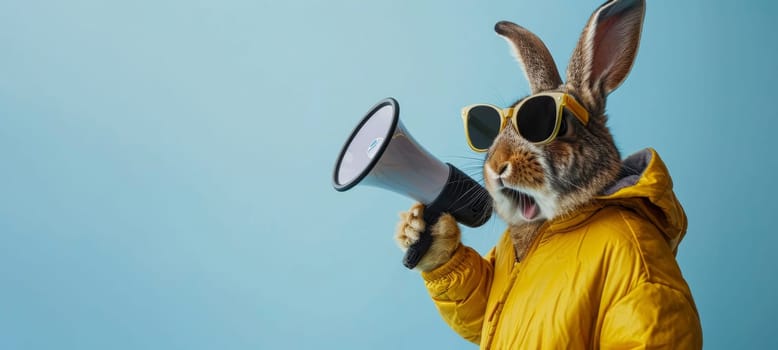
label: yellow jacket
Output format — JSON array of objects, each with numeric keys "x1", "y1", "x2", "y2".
[{"x1": 421, "y1": 149, "x2": 702, "y2": 349}]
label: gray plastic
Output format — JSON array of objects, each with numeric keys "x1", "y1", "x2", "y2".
[{"x1": 334, "y1": 102, "x2": 449, "y2": 205}]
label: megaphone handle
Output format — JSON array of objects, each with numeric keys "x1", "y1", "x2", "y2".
[{"x1": 402, "y1": 208, "x2": 441, "y2": 269}]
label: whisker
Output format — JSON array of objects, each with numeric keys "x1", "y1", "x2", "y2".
[
  {"x1": 552, "y1": 174, "x2": 587, "y2": 192},
  {"x1": 443, "y1": 155, "x2": 487, "y2": 162},
  {"x1": 492, "y1": 90, "x2": 511, "y2": 108},
  {"x1": 446, "y1": 178, "x2": 493, "y2": 217},
  {"x1": 458, "y1": 164, "x2": 485, "y2": 170},
  {"x1": 463, "y1": 171, "x2": 486, "y2": 179}
]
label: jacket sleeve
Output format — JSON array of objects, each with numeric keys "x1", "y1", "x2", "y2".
[
  {"x1": 600, "y1": 282, "x2": 703, "y2": 349},
  {"x1": 420, "y1": 244, "x2": 495, "y2": 344}
]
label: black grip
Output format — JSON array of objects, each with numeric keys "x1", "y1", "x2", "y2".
[
  {"x1": 401, "y1": 164, "x2": 492, "y2": 269},
  {"x1": 402, "y1": 209, "x2": 440, "y2": 269},
  {"x1": 430, "y1": 164, "x2": 492, "y2": 228}
]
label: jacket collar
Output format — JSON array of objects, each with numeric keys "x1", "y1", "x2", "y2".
[{"x1": 539, "y1": 148, "x2": 687, "y2": 254}]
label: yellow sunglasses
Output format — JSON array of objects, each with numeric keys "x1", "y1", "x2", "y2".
[{"x1": 461, "y1": 92, "x2": 589, "y2": 152}]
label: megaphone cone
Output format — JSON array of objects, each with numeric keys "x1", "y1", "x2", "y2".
[{"x1": 333, "y1": 98, "x2": 492, "y2": 269}]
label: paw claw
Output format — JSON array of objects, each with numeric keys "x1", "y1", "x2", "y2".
[
  {"x1": 404, "y1": 225, "x2": 420, "y2": 241},
  {"x1": 395, "y1": 203, "x2": 428, "y2": 250},
  {"x1": 410, "y1": 203, "x2": 424, "y2": 218}
]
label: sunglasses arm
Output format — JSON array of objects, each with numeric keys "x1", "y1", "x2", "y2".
[{"x1": 562, "y1": 94, "x2": 589, "y2": 125}]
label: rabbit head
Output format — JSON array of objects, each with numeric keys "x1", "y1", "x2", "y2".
[{"x1": 484, "y1": 0, "x2": 646, "y2": 226}]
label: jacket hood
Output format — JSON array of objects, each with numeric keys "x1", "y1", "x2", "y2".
[{"x1": 595, "y1": 148, "x2": 688, "y2": 254}]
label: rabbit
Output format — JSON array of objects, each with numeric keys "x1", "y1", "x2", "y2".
[
  {"x1": 392, "y1": 2, "x2": 702, "y2": 347},
  {"x1": 395, "y1": 0, "x2": 642, "y2": 269}
]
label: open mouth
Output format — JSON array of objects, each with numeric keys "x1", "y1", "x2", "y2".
[{"x1": 500, "y1": 188, "x2": 540, "y2": 220}]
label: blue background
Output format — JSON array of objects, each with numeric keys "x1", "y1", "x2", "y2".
[{"x1": 1, "y1": 0, "x2": 775, "y2": 349}]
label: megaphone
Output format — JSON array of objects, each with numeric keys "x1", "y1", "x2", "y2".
[{"x1": 332, "y1": 97, "x2": 492, "y2": 269}]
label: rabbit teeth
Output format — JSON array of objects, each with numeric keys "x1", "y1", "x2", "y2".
[{"x1": 501, "y1": 188, "x2": 540, "y2": 220}]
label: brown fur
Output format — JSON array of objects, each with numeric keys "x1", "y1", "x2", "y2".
[
  {"x1": 394, "y1": 0, "x2": 646, "y2": 272},
  {"x1": 495, "y1": 21, "x2": 562, "y2": 94},
  {"x1": 488, "y1": 133, "x2": 545, "y2": 190},
  {"x1": 509, "y1": 222, "x2": 543, "y2": 261},
  {"x1": 567, "y1": 1, "x2": 646, "y2": 112}
]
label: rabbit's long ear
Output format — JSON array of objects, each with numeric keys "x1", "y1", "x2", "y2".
[
  {"x1": 495, "y1": 21, "x2": 562, "y2": 94},
  {"x1": 566, "y1": 0, "x2": 646, "y2": 111}
]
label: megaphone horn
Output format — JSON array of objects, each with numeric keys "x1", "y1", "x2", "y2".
[{"x1": 332, "y1": 98, "x2": 492, "y2": 269}]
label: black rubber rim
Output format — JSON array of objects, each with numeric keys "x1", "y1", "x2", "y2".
[{"x1": 332, "y1": 97, "x2": 399, "y2": 192}]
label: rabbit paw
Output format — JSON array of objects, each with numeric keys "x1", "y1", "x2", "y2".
[
  {"x1": 395, "y1": 203, "x2": 462, "y2": 272},
  {"x1": 395, "y1": 203, "x2": 426, "y2": 250}
]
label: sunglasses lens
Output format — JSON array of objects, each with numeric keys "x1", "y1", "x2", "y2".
[
  {"x1": 466, "y1": 106, "x2": 502, "y2": 150},
  {"x1": 516, "y1": 96, "x2": 558, "y2": 143}
]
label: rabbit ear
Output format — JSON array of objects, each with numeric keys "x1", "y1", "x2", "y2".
[
  {"x1": 566, "y1": 0, "x2": 646, "y2": 110},
  {"x1": 495, "y1": 21, "x2": 562, "y2": 94}
]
